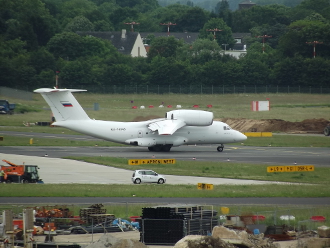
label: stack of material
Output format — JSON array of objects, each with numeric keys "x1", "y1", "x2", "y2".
[
  {"x1": 140, "y1": 204, "x2": 218, "y2": 245},
  {"x1": 79, "y1": 204, "x2": 107, "y2": 225}
]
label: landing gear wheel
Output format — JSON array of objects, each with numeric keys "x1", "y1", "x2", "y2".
[
  {"x1": 158, "y1": 179, "x2": 165, "y2": 184},
  {"x1": 134, "y1": 178, "x2": 141, "y2": 184},
  {"x1": 161, "y1": 145, "x2": 172, "y2": 152},
  {"x1": 153, "y1": 145, "x2": 162, "y2": 152},
  {"x1": 217, "y1": 145, "x2": 224, "y2": 152},
  {"x1": 149, "y1": 145, "x2": 173, "y2": 152}
]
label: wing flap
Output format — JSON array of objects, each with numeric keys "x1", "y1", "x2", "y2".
[{"x1": 148, "y1": 119, "x2": 186, "y2": 135}]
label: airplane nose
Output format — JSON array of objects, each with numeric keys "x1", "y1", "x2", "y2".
[{"x1": 235, "y1": 131, "x2": 247, "y2": 142}]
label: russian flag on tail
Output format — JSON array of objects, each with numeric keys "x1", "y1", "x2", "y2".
[{"x1": 61, "y1": 102, "x2": 73, "y2": 107}]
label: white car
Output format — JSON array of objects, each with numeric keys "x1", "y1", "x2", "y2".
[{"x1": 131, "y1": 169, "x2": 166, "y2": 184}]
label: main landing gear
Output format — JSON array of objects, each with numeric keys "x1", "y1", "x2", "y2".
[
  {"x1": 217, "y1": 144, "x2": 224, "y2": 152},
  {"x1": 148, "y1": 145, "x2": 172, "y2": 152}
]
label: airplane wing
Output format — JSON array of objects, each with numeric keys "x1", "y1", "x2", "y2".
[{"x1": 148, "y1": 119, "x2": 186, "y2": 135}]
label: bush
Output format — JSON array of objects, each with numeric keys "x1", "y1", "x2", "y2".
[{"x1": 15, "y1": 104, "x2": 41, "y2": 114}]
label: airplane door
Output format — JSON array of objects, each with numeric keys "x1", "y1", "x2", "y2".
[{"x1": 138, "y1": 130, "x2": 143, "y2": 138}]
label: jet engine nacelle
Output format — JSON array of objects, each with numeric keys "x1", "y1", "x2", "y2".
[{"x1": 165, "y1": 110, "x2": 213, "y2": 126}]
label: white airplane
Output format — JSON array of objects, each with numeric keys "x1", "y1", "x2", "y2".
[{"x1": 34, "y1": 88, "x2": 247, "y2": 152}]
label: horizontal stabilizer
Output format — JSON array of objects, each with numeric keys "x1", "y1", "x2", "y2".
[{"x1": 148, "y1": 119, "x2": 186, "y2": 135}]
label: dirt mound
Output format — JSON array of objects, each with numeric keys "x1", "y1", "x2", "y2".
[
  {"x1": 219, "y1": 118, "x2": 329, "y2": 133},
  {"x1": 132, "y1": 116, "x2": 329, "y2": 133}
]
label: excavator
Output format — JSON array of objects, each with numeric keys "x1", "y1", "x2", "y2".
[{"x1": 0, "y1": 159, "x2": 43, "y2": 183}]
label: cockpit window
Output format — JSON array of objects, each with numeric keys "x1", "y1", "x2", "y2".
[{"x1": 223, "y1": 126, "x2": 231, "y2": 130}]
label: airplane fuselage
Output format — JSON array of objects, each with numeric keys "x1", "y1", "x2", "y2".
[
  {"x1": 54, "y1": 119, "x2": 245, "y2": 147},
  {"x1": 34, "y1": 88, "x2": 247, "y2": 152}
]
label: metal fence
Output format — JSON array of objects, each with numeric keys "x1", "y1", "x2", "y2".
[
  {"x1": 66, "y1": 85, "x2": 330, "y2": 94},
  {"x1": 5, "y1": 85, "x2": 330, "y2": 95}
]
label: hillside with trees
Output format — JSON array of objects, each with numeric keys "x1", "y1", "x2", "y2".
[{"x1": 0, "y1": 0, "x2": 329, "y2": 93}]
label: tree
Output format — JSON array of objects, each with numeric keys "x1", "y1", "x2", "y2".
[
  {"x1": 250, "y1": 23, "x2": 288, "y2": 49},
  {"x1": 47, "y1": 32, "x2": 85, "y2": 60},
  {"x1": 177, "y1": 39, "x2": 223, "y2": 64},
  {"x1": 231, "y1": 5, "x2": 291, "y2": 32},
  {"x1": 157, "y1": 4, "x2": 190, "y2": 32},
  {"x1": 271, "y1": 55, "x2": 306, "y2": 86},
  {"x1": 1, "y1": 0, "x2": 59, "y2": 50},
  {"x1": 110, "y1": 7, "x2": 139, "y2": 27},
  {"x1": 216, "y1": 0, "x2": 232, "y2": 27},
  {"x1": 59, "y1": 60, "x2": 86, "y2": 86},
  {"x1": 29, "y1": 47, "x2": 56, "y2": 74},
  {"x1": 32, "y1": 69, "x2": 57, "y2": 88},
  {"x1": 58, "y1": 0, "x2": 97, "y2": 20},
  {"x1": 200, "y1": 18, "x2": 235, "y2": 49},
  {"x1": 64, "y1": 16, "x2": 94, "y2": 32},
  {"x1": 81, "y1": 35, "x2": 117, "y2": 58},
  {"x1": 302, "y1": 57, "x2": 330, "y2": 87},
  {"x1": 278, "y1": 19, "x2": 330, "y2": 58},
  {"x1": 147, "y1": 36, "x2": 183, "y2": 61},
  {"x1": 148, "y1": 56, "x2": 192, "y2": 87},
  {"x1": 198, "y1": 60, "x2": 227, "y2": 86},
  {"x1": 238, "y1": 57, "x2": 271, "y2": 86},
  {"x1": 297, "y1": 0, "x2": 330, "y2": 18},
  {"x1": 176, "y1": 7, "x2": 208, "y2": 32}
]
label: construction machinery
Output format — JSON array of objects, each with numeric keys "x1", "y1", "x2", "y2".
[{"x1": 0, "y1": 159, "x2": 43, "y2": 183}]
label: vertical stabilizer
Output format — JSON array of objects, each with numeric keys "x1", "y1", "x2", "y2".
[{"x1": 34, "y1": 88, "x2": 90, "y2": 121}]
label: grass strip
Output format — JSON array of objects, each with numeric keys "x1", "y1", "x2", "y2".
[
  {"x1": 0, "y1": 183, "x2": 329, "y2": 197},
  {"x1": 67, "y1": 156, "x2": 330, "y2": 184}
]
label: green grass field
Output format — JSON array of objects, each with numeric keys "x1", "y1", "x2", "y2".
[
  {"x1": 1, "y1": 92, "x2": 329, "y2": 224},
  {"x1": 1, "y1": 92, "x2": 330, "y2": 125},
  {"x1": 1, "y1": 92, "x2": 329, "y2": 185}
]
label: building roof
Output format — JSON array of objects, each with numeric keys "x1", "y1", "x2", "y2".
[
  {"x1": 140, "y1": 32, "x2": 200, "y2": 45},
  {"x1": 77, "y1": 31, "x2": 139, "y2": 56}
]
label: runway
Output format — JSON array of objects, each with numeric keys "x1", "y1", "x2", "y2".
[
  {"x1": 1, "y1": 144, "x2": 329, "y2": 166},
  {"x1": 1, "y1": 130, "x2": 329, "y2": 166},
  {"x1": 1, "y1": 131, "x2": 329, "y2": 205}
]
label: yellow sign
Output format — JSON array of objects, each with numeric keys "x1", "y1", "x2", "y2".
[
  {"x1": 128, "y1": 159, "x2": 141, "y2": 165},
  {"x1": 267, "y1": 165, "x2": 314, "y2": 173},
  {"x1": 243, "y1": 132, "x2": 272, "y2": 137},
  {"x1": 296, "y1": 165, "x2": 314, "y2": 172},
  {"x1": 128, "y1": 159, "x2": 176, "y2": 165},
  {"x1": 197, "y1": 183, "x2": 214, "y2": 190}
]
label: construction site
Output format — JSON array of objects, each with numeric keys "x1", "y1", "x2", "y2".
[{"x1": 0, "y1": 203, "x2": 330, "y2": 248}]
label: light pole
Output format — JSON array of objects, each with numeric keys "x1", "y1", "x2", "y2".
[
  {"x1": 222, "y1": 43, "x2": 229, "y2": 54},
  {"x1": 160, "y1": 22, "x2": 176, "y2": 36},
  {"x1": 55, "y1": 71, "x2": 59, "y2": 89},
  {"x1": 206, "y1": 28, "x2": 222, "y2": 41},
  {"x1": 256, "y1": 35, "x2": 272, "y2": 53},
  {"x1": 306, "y1": 41, "x2": 323, "y2": 58},
  {"x1": 124, "y1": 21, "x2": 140, "y2": 32}
]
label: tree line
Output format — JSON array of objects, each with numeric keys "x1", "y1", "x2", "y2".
[{"x1": 0, "y1": 0, "x2": 329, "y2": 93}]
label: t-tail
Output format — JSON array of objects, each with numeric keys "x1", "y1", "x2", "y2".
[{"x1": 34, "y1": 88, "x2": 90, "y2": 122}]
